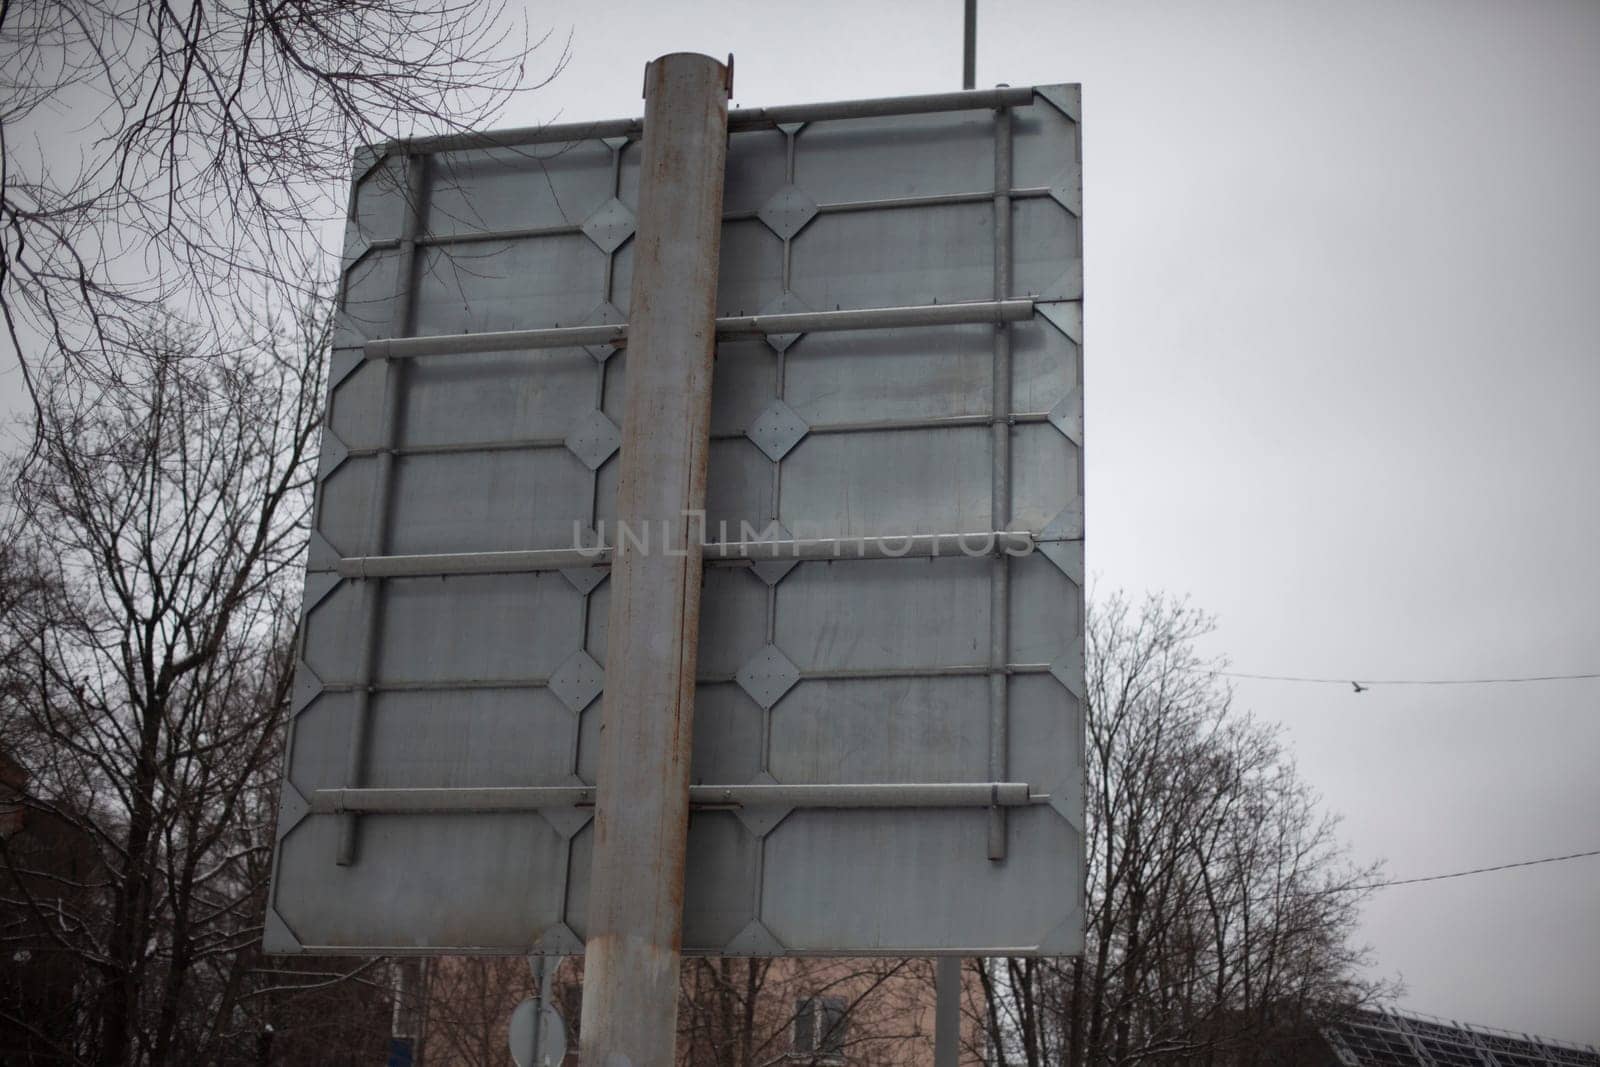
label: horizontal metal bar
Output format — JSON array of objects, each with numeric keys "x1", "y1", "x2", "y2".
[
  {"x1": 367, "y1": 323, "x2": 626, "y2": 359},
  {"x1": 363, "y1": 299, "x2": 1035, "y2": 360},
  {"x1": 392, "y1": 187, "x2": 1050, "y2": 254},
  {"x1": 347, "y1": 435, "x2": 568, "y2": 459},
  {"x1": 391, "y1": 86, "x2": 1038, "y2": 155},
  {"x1": 795, "y1": 663, "x2": 1053, "y2": 682},
  {"x1": 322, "y1": 677, "x2": 549, "y2": 693},
  {"x1": 716, "y1": 298, "x2": 1033, "y2": 337},
  {"x1": 308, "y1": 781, "x2": 1044, "y2": 815},
  {"x1": 697, "y1": 782, "x2": 1041, "y2": 808},
  {"x1": 752, "y1": 86, "x2": 1036, "y2": 127},
  {"x1": 699, "y1": 664, "x2": 1052, "y2": 685},
  {"x1": 406, "y1": 188, "x2": 1055, "y2": 254},
  {"x1": 339, "y1": 546, "x2": 602, "y2": 577},
  {"x1": 819, "y1": 186, "x2": 1051, "y2": 216},
  {"x1": 703, "y1": 530, "x2": 1036, "y2": 562},
  {"x1": 802, "y1": 411, "x2": 1050, "y2": 437},
  {"x1": 335, "y1": 530, "x2": 1038, "y2": 579},
  {"x1": 417, "y1": 222, "x2": 583, "y2": 247}
]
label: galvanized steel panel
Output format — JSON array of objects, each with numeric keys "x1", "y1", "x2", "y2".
[{"x1": 268, "y1": 85, "x2": 1085, "y2": 956}]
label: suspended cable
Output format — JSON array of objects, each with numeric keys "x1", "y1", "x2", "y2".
[
  {"x1": 1340, "y1": 848, "x2": 1600, "y2": 894},
  {"x1": 1215, "y1": 670, "x2": 1600, "y2": 687}
]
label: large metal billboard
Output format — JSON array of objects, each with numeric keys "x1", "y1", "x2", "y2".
[{"x1": 268, "y1": 84, "x2": 1085, "y2": 956}]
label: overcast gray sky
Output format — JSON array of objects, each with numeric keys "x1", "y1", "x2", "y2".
[
  {"x1": 485, "y1": 0, "x2": 1598, "y2": 1041},
  {"x1": 3, "y1": 0, "x2": 1594, "y2": 1045}
]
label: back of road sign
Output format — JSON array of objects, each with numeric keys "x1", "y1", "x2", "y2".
[{"x1": 267, "y1": 85, "x2": 1085, "y2": 956}]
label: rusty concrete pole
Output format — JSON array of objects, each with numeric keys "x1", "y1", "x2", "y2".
[{"x1": 578, "y1": 52, "x2": 729, "y2": 1067}]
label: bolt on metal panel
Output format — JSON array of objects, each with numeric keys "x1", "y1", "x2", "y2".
[{"x1": 267, "y1": 81, "x2": 1085, "y2": 957}]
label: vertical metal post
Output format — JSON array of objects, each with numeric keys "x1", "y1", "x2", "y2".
[
  {"x1": 934, "y1": 957, "x2": 962, "y2": 1067},
  {"x1": 962, "y1": 0, "x2": 977, "y2": 90},
  {"x1": 579, "y1": 53, "x2": 729, "y2": 1067},
  {"x1": 338, "y1": 152, "x2": 429, "y2": 866},
  {"x1": 987, "y1": 102, "x2": 1014, "y2": 862}
]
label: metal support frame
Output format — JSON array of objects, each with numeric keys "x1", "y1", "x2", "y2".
[
  {"x1": 334, "y1": 530, "x2": 1039, "y2": 579},
  {"x1": 577, "y1": 53, "x2": 729, "y2": 1067},
  {"x1": 987, "y1": 101, "x2": 1015, "y2": 862},
  {"x1": 390, "y1": 86, "x2": 1033, "y2": 156},
  {"x1": 336, "y1": 151, "x2": 429, "y2": 867},
  {"x1": 363, "y1": 186, "x2": 1052, "y2": 257},
  {"x1": 362, "y1": 298, "x2": 1035, "y2": 360},
  {"x1": 309, "y1": 782, "x2": 1045, "y2": 815}
]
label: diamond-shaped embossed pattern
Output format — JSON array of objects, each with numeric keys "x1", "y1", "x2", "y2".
[
  {"x1": 581, "y1": 197, "x2": 637, "y2": 253},
  {"x1": 564, "y1": 410, "x2": 622, "y2": 471},
  {"x1": 735, "y1": 645, "x2": 800, "y2": 710},
  {"x1": 548, "y1": 650, "x2": 604, "y2": 712},
  {"x1": 746, "y1": 399, "x2": 809, "y2": 462},
  {"x1": 757, "y1": 184, "x2": 819, "y2": 241}
]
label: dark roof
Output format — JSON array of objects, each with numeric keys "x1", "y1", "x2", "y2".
[{"x1": 1326, "y1": 1008, "x2": 1600, "y2": 1067}]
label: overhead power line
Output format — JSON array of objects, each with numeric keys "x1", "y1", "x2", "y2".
[
  {"x1": 1348, "y1": 848, "x2": 1600, "y2": 893},
  {"x1": 1217, "y1": 670, "x2": 1600, "y2": 687}
]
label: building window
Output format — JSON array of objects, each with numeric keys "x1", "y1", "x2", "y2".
[{"x1": 793, "y1": 996, "x2": 848, "y2": 1061}]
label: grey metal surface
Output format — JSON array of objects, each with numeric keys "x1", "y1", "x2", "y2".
[{"x1": 267, "y1": 81, "x2": 1085, "y2": 957}]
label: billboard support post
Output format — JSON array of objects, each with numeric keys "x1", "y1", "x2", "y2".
[
  {"x1": 934, "y1": 957, "x2": 962, "y2": 1067},
  {"x1": 577, "y1": 52, "x2": 730, "y2": 1067},
  {"x1": 963, "y1": 0, "x2": 977, "y2": 89}
]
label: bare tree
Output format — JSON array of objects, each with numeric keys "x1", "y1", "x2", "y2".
[
  {"x1": 676, "y1": 957, "x2": 934, "y2": 1067},
  {"x1": 422, "y1": 957, "x2": 539, "y2": 1067},
  {"x1": 976, "y1": 593, "x2": 1393, "y2": 1067},
  {"x1": 0, "y1": 0, "x2": 565, "y2": 410},
  {"x1": 0, "y1": 307, "x2": 350, "y2": 1064}
]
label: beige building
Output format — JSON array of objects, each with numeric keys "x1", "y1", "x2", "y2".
[{"x1": 417, "y1": 955, "x2": 986, "y2": 1067}]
